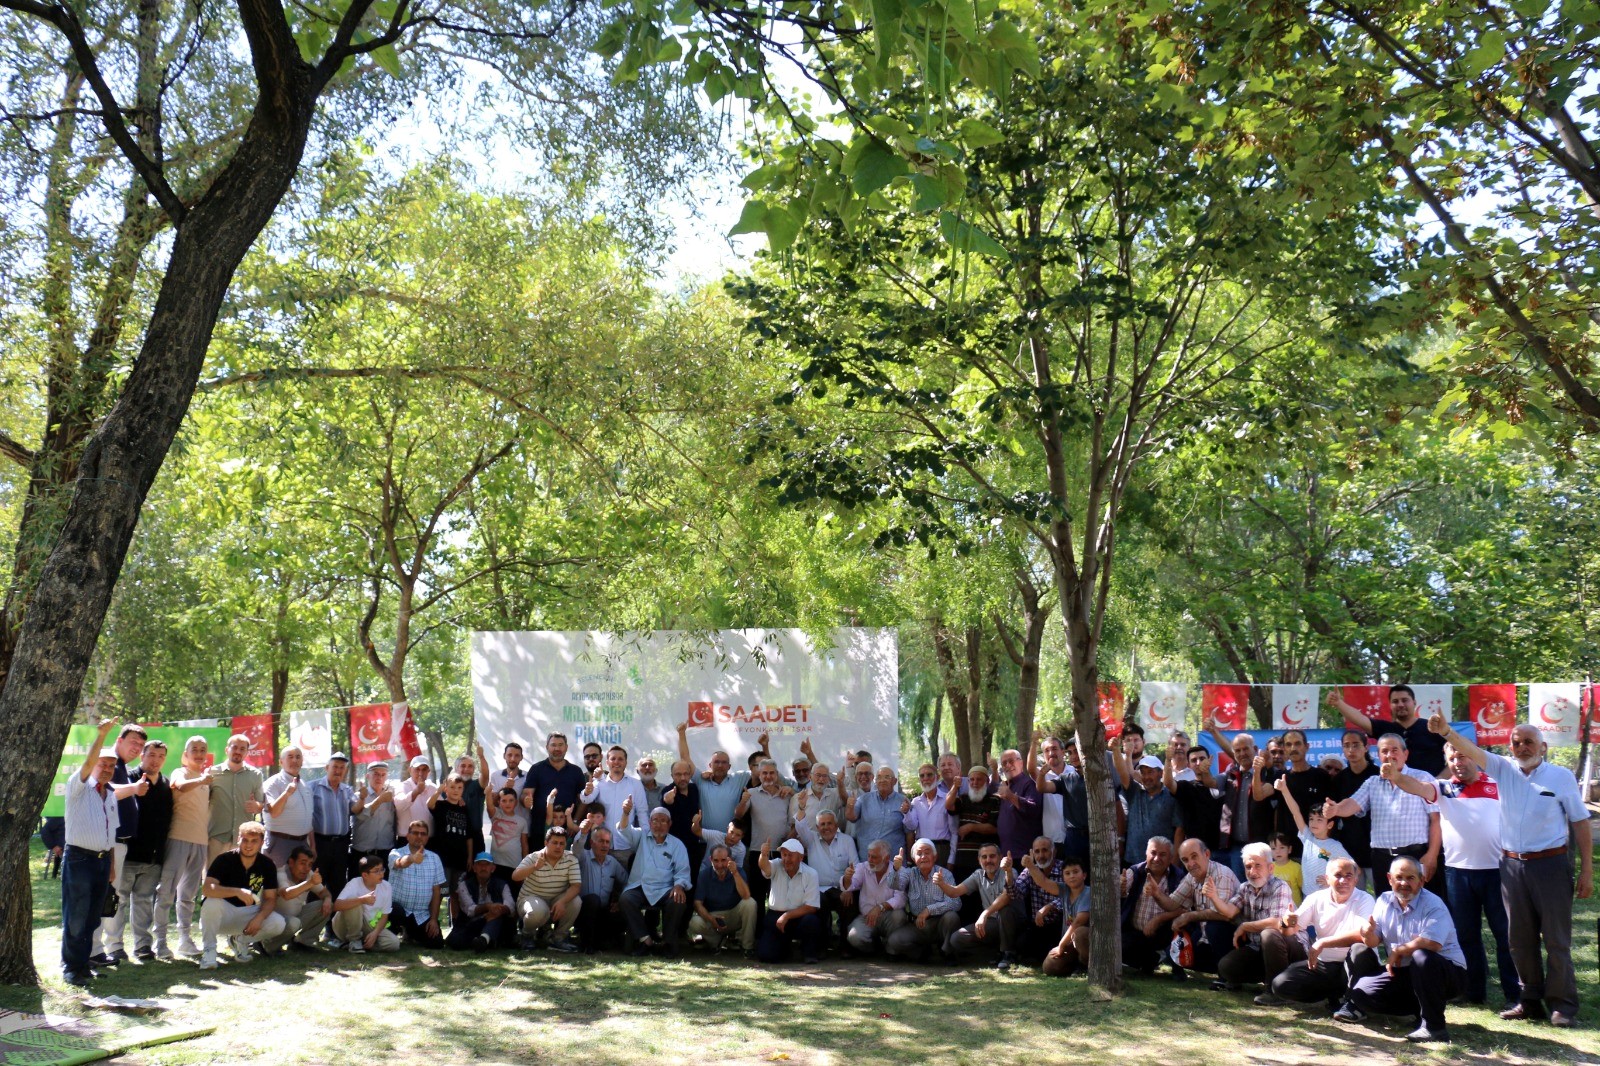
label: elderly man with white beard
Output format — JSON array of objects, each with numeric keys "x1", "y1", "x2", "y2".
[
  {"x1": 1258, "y1": 857, "x2": 1375, "y2": 1008},
  {"x1": 841, "y1": 840, "x2": 906, "y2": 955},
  {"x1": 1428, "y1": 715, "x2": 1592, "y2": 1028},
  {"x1": 945, "y1": 766, "x2": 1003, "y2": 882}
]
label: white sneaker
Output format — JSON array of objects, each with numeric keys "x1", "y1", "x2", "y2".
[
  {"x1": 326, "y1": 936, "x2": 344, "y2": 949},
  {"x1": 152, "y1": 942, "x2": 173, "y2": 961},
  {"x1": 198, "y1": 952, "x2": 219, "y2": 971},
  {"x1": 230, "y1": 936, "x2": 254, "y2": 963},
  {"x1": 349, "y1": 941, "x2": 365, "y2": 954},
  {"x1": 175, "y1": 938, "x2": 200, "y2": 958}
]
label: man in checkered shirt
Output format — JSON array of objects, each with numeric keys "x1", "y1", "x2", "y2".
[
  {"x1": 1325, "y1": 735, "x2": 1442, "y2": 896},
  {"x1": 1215, "y1": 841, "x2": 1295, "y2": 988}
]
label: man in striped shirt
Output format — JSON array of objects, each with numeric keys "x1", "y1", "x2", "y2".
[{"x1": 512, "y1": 826, "x2": 582, "y2": 951}]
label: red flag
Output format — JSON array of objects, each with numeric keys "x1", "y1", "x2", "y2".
[
  {"x1": 1201, "y1": 684, "x2": 1250, "y2": 731},
  {"x1": 1585, "y1": 683, "x2": 1600, "y2": 744},
  {"x1": 347, "y1": 702, "x2": 421, "y2": 764},
  {"x1": 1341, "y1": 685, "x2": 1392, "y2": 723},
  {"x1": 1467, "y1": 684, "x2": 1517, "y2": 746},
  {"x1": 1098, "y1": 683, "x2": 1125, "y2": 740},
  {"x1": 231, "y1": 714, "x2": 275, "y2": 768}
]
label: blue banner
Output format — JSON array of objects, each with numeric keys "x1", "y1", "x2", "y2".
[{"x1": 1193, "y1": 722, "x2": 1478, "y2": 773}]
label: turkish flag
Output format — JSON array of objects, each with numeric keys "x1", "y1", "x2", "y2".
[
  {"x1": 1467, "y1": 684, "x2": 1517, "y2": 746},
  {"x1": 1585, "y1": 684, "x2": 1600, "y2": 743},
  {"x1": 1098, "y1": 683, "x2": 1125, "y2": 740},
  {"x1": 1201, "y1": 684, "x2": 1250, "y2": 731},
  {"x1": 347, "y1": 702, "x2": 422, "y2": 764},
  {"x1": 1342, "y1": 685, "x2": 1392, "y2": 723},
  {"x1": 231, "y1": 714, "x2": 275, "y2": 768}
]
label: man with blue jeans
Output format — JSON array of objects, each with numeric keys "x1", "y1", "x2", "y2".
[
  {"x1": 61, "y1": 719, "x2": 121, "y2": 985},
  {"x1": 1427, "y1": 746, "x2": 1519, "y2": 1006}
]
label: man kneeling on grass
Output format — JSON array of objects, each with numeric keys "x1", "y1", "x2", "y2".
[
  {"x1": 513, "y1": 826, "x2": 582, "y2": 952},
  {"x1": 198, "y1": 822, "x2": 286, "y2": 970},
  {"x1": 333, "y1": 856, "x2": 401, "y2": 953},
  {"x1": 387, "y1": 820, "x2": 447, "y2": 948},
  {"x1": 449, "y1": 851, "x2": 515, "y2": 950},
  {"x1": 263, "y1": 845, "x2": 332, "y2": 954}
]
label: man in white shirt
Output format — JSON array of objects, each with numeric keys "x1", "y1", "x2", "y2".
[
  {"x1": 578, "y1": 746, "x2": 649, "y2": 866},
  {"x1": 794, "y1": 807, "x2": 858, "y2": 952},
  {"x1": 262, "y1": 747, "x2": 315, "y2": 867},
  {"x1": 1259, "y1": 857, "x2": 1375, "y2": 1007},
  {"x1": 264, "y1": 845, "x2": 333, "y2": 953},
  {"x1": 393, "y1": 755, "x2": 438, "y2": 842},
  {"x1": 755, "y1": 839, "x2": 821, "y2": 963}
]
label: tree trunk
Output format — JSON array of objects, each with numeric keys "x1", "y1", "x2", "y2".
[
  {"x1": 423, "y1": 727, "x2": 447, "y2": 773},
  {"x1": 0, "y1": 19, "x2": 321, "y2": 983},
  {"x1": 928, "y1": 692, "x2": 943, "y2": 766},
  {"x1": 931, "y1": 621, "x2": 976, "y2": 769},
  {"x1": 998, "y1": 572, "x2": 1052, "y2": 752}
]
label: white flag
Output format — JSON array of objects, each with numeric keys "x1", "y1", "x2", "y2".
[
  {"x1": 1271, "y1": 685, "x2": 1320, "y2": 731},
  {"x1": 1408, "y1": 685, "x2": 1454, "y2": 722},
  {"x1": 1138, "y1": 683, "x2": 1187, "y2": 744},
  {"x1": 288, "y1": 708, "x2": 334, "y2": 768},
  {"x1": 1529, "y1": 682, "x2": 1584, "y2": 748}
]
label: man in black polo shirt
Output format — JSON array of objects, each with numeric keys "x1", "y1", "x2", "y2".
[
  {"x1": 1330, "y1": 729, "x2": 1379, "y2": 888},
  {"x1": 520, "y1": 733, "x2": 587, "y2": 849},
  {"x1": 123, "y1": 740, "x2": 173, "y2": 961},
  {"x1": 199, "y1": 823, "x2": 285, "y2": 969},
  {"x1": 1330, "y1": 684, "x2": 1447, "y2": 776}
]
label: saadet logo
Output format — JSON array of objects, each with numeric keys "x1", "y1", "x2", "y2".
[{"x1": 686, "y1": 701, "x2": 811, "y2": 727}]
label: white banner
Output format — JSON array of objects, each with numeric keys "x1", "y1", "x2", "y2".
[
  {"x1": 472, "y1": 628, "x2": 900, "y2": 772},
  {"x1": 1408, "y1": 684, "x2": 1454, "y2": 721},
  {"x1": 288, "y1": 708, "x2": 334, "y2": 768},
  {"x1": 1138, "y1": 682, "x2": 1187, "y2": 744},
  {"x1": 1271, "y1": 685, "x2": 1321, "y2": 731},
  {"x1": 1530, "y1": 682, "x2": 1584, "y2": 748}
]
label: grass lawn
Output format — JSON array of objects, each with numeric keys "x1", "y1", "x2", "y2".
[{"x1": 6, "y1": 840, "x2": 1600, "y2": 1065}]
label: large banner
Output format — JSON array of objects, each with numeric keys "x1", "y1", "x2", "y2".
[
  {"x1": 348, "y1": 702, "x2": 422, "y2": 765},
  {"x1": 1467, "y1": 684, "x2": 1518, "y2": 746},
  {"x1": 1531, "y1": 682, "x2": 1584, "y2": 747},
  {"x1": 472, "y1": 629, "x2": 899, "y2": 770},
  {"x1": 45, "y1": 724, "x2": 232, "y2": 817},
  {"x1": 1138, "y1": 682, "x2": 1186, "y2": 744}
]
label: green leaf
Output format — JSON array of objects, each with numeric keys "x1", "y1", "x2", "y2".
[
  {"x1": 765, "y1": 203, "x2": 805, "y2": 251},
  {"x1": 938, "y1": 211, "x2": 1009, "y2": 259},
  {"x1": 945, "y1": 0, "x2": 978, "y2": 42},
  {"x1": 958, "y1": 117, "x2": 1004, "y2": 148},
  {"x1": 845, "y1": 139, "x2": 910, "y2": 196},
  {"x1": 371, "y1": 43, "x2": 402, "y2": 78},
  {"x1": 728, "y1": 199, "x2": 769, "y2": 237},
  {"x1": 594, "y1": 18, "x2": 628, "y2": 59}
]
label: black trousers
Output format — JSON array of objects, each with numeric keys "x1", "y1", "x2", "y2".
[
  {"x1": 314, "y1": 833, "x2": 351, "y2": 900},
  {"x1": 817, "y1": 888, "x2": 856, "y2": 948},
  {"x1": 389, "y1": 906, "x2": 444, "y2": 947},
  {"x1": 1346, "y1": 943, "x2": 1464, "y2": 1030},
  {"x1": 575, "y1": 892, "x2": 625, "y2": 953},
  {"x1": 756, "y1": 911, "x2": 821, "y2": 963},
  {"x1": 620, "y1": 886, "x2": 686, "y2": 949}
]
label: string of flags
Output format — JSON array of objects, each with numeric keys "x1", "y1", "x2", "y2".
[
  {"x1": 140, "y1": 702, "x2": 421, "y2": 769},
  {"x1": 1088, "y1": 681, "x2": 1600, "y2": 747}
]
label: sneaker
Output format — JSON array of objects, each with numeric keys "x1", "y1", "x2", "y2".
[
  {"x1": 230, "y1": 937, "x2": 254, "y2": 963},
  {"x1": 326, "y1": 937, "x2": 344, "y2": 950},
  {"x1": 349, "y1": 941, "x2": 366, "y2": 954},
  {"x1": 550, "y1": 939, "x2": 579, "y2": 954},
  {"x1": 133, "y1": 948, "x2": 156, "y2": 962},
  {"x1": 1254, "y1": 992, "x2": 1288, "y2": 1007},
  {"x1": 152, "y1": 943, "x2": 173, "y2": 961},
  {"x1": 174, "y1": 939, "x2": 200, "y2": 958},
  {"x1": 108, "y1": 949, "x2": 129, "y2": 964},
  {"x1": 198, "y1": 952, "x2": 219, "y2": 971},
  {"x1": 88, "y1": 952, "x2": 119, "y2": 968},
  {"x1": 996, "y1": 952, "x2": 1013, "y2": 973},
  {"x1": 1404, "y1": 1025, "x2": 1448, "y2": 1043},
  {"x1": 1332, "y1": 1004, "x2": 1366, "y2": 1023}
]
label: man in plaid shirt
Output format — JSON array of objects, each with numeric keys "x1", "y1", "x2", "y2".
[
  {"x1": 1011, "y1": 836, "x2": 1065, "y2": 965},
  {"x1": 1215, "y1": 841, "x2": 1295, "y2": 989}
]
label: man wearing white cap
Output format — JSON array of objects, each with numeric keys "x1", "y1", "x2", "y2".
[
  {"x1": 1121, "y1": 755, "x2": 1179, "y2": 867},
  {"x1": 393, "y1": 754, "x2": 438, "y2": 845},
  {"x1": 756, "y1": 838, "x2": 822, "y2": 963}
]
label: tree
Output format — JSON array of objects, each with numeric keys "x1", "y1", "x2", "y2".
[{"x1": 735, "y1": 5, "x2": 1392, "y2": 991}]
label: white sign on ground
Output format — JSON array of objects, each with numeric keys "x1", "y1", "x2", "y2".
[{"x1": 472, "y1": 628, "x2": 899, "y2": 771}]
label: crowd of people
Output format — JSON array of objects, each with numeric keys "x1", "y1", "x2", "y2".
[{"x1": 55, "y1": 684, "x2": 1592, "y2": 1044}]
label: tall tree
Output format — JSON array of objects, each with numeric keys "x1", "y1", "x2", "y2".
[{"x1": 736, "y1": 5, "x2": 1392, "y2": 991}]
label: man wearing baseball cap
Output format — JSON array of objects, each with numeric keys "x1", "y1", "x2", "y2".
[
  {"x1": 393, "y1": 754, "x2": 438, "y2": 845},
  {"x1": 311, "y1": 753, "x2": 356, "y2": 900},
  {"x1": 756, "y1": 837, "x2": 822, "y2": 963},
  {"x1": 1122, "y1": 754, "x2": 1179, "y2": 867},
  {"x1": 448, "y1": 852, "x2": 515, "y2": 950}
]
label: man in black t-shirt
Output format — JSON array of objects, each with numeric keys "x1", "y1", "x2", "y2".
[
  {"x1": 520, "y1": 733, "x2": 587, "y2": 849},
  {"x1": 1330, "y1": 684, "x2": 1447, "y2": 776},
  {"x1": 1330, "y1": 729, "x2": 1379, "y2": 886},
  {"x1": 1169, "y1": 748, "x2": 1226, "y2": 854},
  {"x1": 123, "y1": 741, "x2": 173, "y2": 961},
  {"x1": 198, "y1": 823, "x2": 285, "y2": 969},
  {"x1": 1266, "y1": 730, "x2": 1329, "y2": 859},
  {"x1": 946, "y1": 767, "x2": 1002, "y2": 882}
]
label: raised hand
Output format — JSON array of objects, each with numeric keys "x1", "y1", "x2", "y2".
[
  {"x1": 931, "y1": 868, "x2": 946, "y2": 886},
  {"x1": 1428, "y1": 711, "x2": 1449, "y2": 735},
  {"x1": 1379, "y1": 760, "x2": 1402, "y2": 783},
  {"x1": 798, "y1": 790, "x2": 809, "y2": 815},
  {"x1": 1252, "y1": 752, "x2": 1268, "y2": 773},
  {"x1": 757, "y1": 731, "x2": 770, "y2": 751},
  {"x1": 899, "y1": 797, "x2": 911, "y2": 815},
  {"x1": 690, "y1": 812, "x2": 703, "y2": 833},
  {"x1": 547, "y1": 788, "x2": 558, "y2": 808},
  {"x1": 621, "y1": 795, "x2": 634, "y2": 818},
  {"x1": 892, "y1": 848, "x2": 905, "y2": 872},
  {"x1": 1273, "y1": 775, "x2": 1288, "y2": 794},
  {"x1": 664, "y1": 787, "x2": 677, "y2": 804}
]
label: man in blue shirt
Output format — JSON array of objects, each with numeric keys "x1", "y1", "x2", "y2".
[
  {"x1": 1429, "y1": 714, "x2": 1593, "y2": 1028},
  {"x1": 620, "y1": 808, "x2": 691, "y2": 956},
  {"x1": 1337, "y1": 856, "x2": 1466, "y2": 1043},
  {"x1": 574, "y1": 824, "x2": 627, "y2": 954}
]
